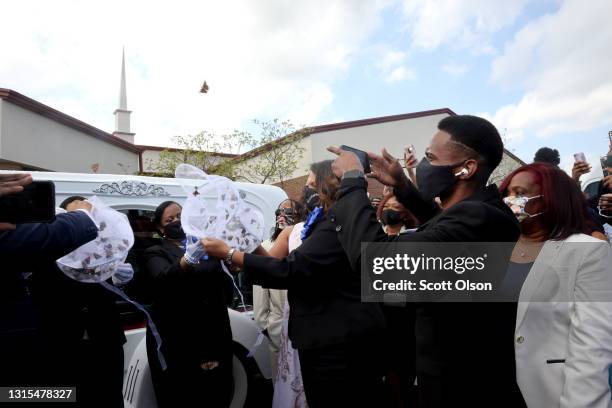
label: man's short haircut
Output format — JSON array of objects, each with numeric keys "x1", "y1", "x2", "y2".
[
  {"x1": 533, "y1": 147, "x2": 560, "y2": 166},
  {"x1": 438, "y1": 115, "x2": 503, "y2": 183},
  {"x1": 59, "y1": 195, "x2": 87, "y2": 210}
]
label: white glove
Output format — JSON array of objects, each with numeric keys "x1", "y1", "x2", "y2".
[
  {"x1": 184, "y1": 235, "x2": 207, "y2": 265},
  {"x1": 112, "y1": 263, "x2": 134, "y2": 287}
]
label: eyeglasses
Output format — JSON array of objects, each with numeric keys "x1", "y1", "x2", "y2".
[{"x1": 275, "y1": 208, "x2": 294, "y2": 217}]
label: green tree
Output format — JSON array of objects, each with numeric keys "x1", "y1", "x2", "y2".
[
  {"x1": 145, "y1": 119, "x2": 308, "y2": 184},
  {"x1": 144, "y1": 131, "x2": 238, "y2": 178},
  {"x1": 232, "y1": 119, "x2": 309, "y2": 185}
]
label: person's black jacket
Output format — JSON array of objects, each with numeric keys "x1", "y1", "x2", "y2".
[
  {"x1": 243, "y1": 217, "x2": 386, "y2": 350},
  {"x1": 1, "y1": 211, "x2": 126, "y2": 406},
  {"x1": 588, "y1": 179, "x2": 611, "y2": 222},
  {"x1": 328, "y1": 177, "x2": 522, "y2": 406},
  {"x1": 143, "y1": 240, "x2": 233, "y2": 365},
  {"x1": 1, "y1": 211, "x2": 99, "y2": 332},
  {"x1": 0, "y1": 211, "x2": 98, "y2": 259}
]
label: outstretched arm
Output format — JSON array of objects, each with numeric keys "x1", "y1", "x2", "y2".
[{"x1": 0, "y1": 211, "x2": 98, "y2": 265}]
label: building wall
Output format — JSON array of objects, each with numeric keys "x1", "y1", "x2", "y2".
[
  {"x1": 310, "y1": 113, "x2": 450, "y2": 164},
  {"x1": 141, "y1": 149, "x2": 165, "y2": 173},
  {"x1": 0, "y1": 101, "x2": 139, "y2": 174},
  {"x1": 488, "y1": 152, "x2": 523, "y2": 186},
  {"x1": 273, "y1": 175, "x2": 309, "y2": 201}
]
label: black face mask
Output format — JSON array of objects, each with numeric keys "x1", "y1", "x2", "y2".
[
  {"x1": 415, "y1": 158, "x2": 466, "y2": 202},
  {"x1": 163, "y1": 220, "x2": 186, "y2": 240},
  {"x1": 381, "y1": 209, "x2": 403, "y2": 226},
  {"x1": 303, "y1": 186, "x2": 321, "y2": 212}
]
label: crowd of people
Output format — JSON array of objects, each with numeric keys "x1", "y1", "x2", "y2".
[{"x1": 1, "y1": 114, "x2": 612, "y2": 408}]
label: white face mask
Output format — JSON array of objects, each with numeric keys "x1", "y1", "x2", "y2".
[{"x1": 503, "y1": 195, "x2": 544, "y2": 222}]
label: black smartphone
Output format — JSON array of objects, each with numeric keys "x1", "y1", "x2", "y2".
[
  {"x1": 339, "y1": 145, "x2": 371, "y2": 174},
  {"x1": 602, "y1": 155, "x2": 612, "y2": 177},
  {"x1": 0, "y1": 180, "x2": 56, "y2": 223}
]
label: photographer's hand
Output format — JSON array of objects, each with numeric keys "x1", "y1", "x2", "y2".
[
  {"x1": 0, "y1": 173, "x2": 32, "y2": 197},
  {"x1": 603, "y1": 175, "x2": 612, "y2": 190}
]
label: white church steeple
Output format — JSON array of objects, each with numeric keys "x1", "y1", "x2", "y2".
[{"x1": 113, "y1": 48, "x2": 135, "y2": 143}]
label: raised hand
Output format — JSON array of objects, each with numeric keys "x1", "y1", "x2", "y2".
[
  {"x1": 571, "y1": 161, "x2": 591, "y2": 182},
  {"x1": 367, "y1": 148, "x2": 409, "y2": 188},
  {"x1": 0, "y1": 173, "x2": 32, "y2": 197},
  {"x1": 327, "y1": 146, "x2": 364, "y2": 178}
]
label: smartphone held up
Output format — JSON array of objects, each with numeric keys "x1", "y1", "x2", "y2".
[
  {"x1": 573, "y1": 152, "x2": 587, "y2": 163},
  {"x1": 404, "y1": 145, "x2": 418, "y2": 169},
  {"x1": 0, "y1": 180, "x2": 56, "y2": 224},
  {"x1": 339, "y1": 145, "x2": 371, "y2": 174}
]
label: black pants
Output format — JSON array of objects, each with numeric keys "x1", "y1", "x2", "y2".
[
  {"x1": 298, "y1": 334, "x2": 385, "y2": 408},
  {"x1": 146, "y1": 329, "x2": 233, "y2": 408},
  {"x1": 382, "y1": 304, "x2": 417, "y2": 408}
]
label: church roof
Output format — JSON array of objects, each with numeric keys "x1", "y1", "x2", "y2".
[{"x1": 0, "y1": 88, "x2": 142, "y2": 153}]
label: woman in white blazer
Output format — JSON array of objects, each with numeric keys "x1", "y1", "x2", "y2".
[{"x1": 499, "y1": 162, "x2": 612, "y2": 408}]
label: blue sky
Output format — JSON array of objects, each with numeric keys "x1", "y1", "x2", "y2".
[
  {"x1": 1, "y1": 0, "x2": 611, "y2": 178},
  {"x1": 310, "y1": 1, "x2": 611, "y2": 176}
]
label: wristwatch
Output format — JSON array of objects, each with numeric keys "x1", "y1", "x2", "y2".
[
  {"x1": 225, "y1": 248, "x2": 236, "y2": 266},
  {"x1": 342, "y1": 169, "x2": 365, "y2": 180}
]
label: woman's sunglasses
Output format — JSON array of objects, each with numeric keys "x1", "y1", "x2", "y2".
[{"x1": 275, "y1": 208, "x2": 295, "y2": 217}]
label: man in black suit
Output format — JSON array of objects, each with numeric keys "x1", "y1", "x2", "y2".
[
  {"x1": 328, "y1": 115, "x2": 522, "y2": 407},
  {"x1": 0, "y1": 185, "x2": 99, "y2": 389}
]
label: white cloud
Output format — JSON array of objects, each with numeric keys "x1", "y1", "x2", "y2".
[
  {"x1": 0, "y1": 0, "x2": 389, "y2": 147},
  {"x1": 378, "y1": 50, "x2": 408, "y2": 70},
  {"x1": 442, "y1": 62, "x2": 469, "y2": 78},
  {"x1": 401, "y1": 0, "x2": 531, "y2": 54},
  {"x1": 371, "y1": 46, "x2": 416, "y2": 83},
  {"x1": 385, "y1": 66, "x2": 416, "y2": 83},
  {"x1": 487, "y1": 0, "x2": 612, "y2": 142}
]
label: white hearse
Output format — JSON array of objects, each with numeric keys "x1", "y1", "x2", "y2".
[{"x1": 8, "y1": 170, "x2": 286, "y2": 408}]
